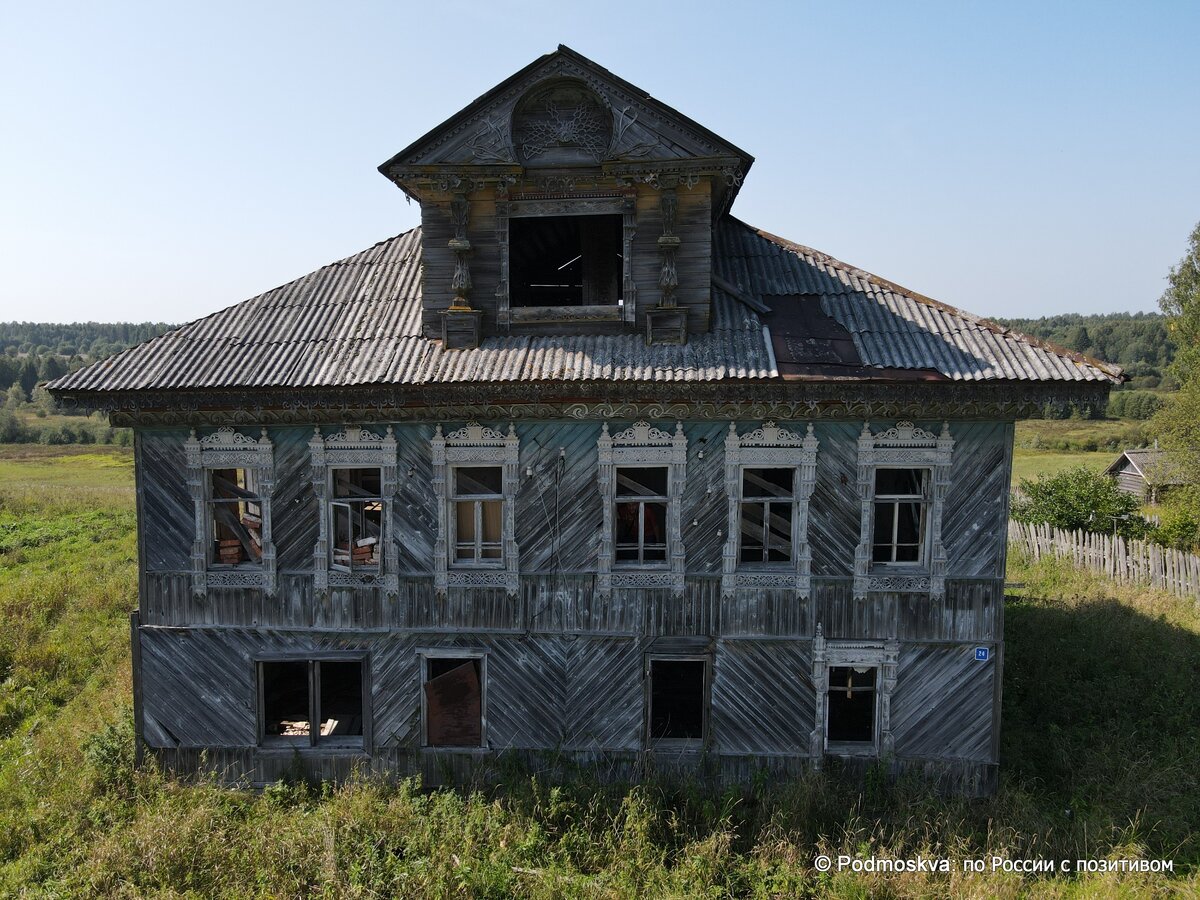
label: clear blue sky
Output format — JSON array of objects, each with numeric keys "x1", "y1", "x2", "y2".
[{"x1": 1, "y1": 0, "x2": 1197, "y2": 324}]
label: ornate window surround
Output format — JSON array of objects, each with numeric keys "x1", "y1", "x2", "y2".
[
  {"x1": 597, "y1": 420, "x2": 687, "y2": 596},
  {"x1": 853, "y1": 421, "x2": 954, "y2": 599},
  {"x1": 184, "y1": 426, "x2": 275, "y2": 597},
  {"x1": 810, "y1": 625, "x2": 899, "y2": 762},
  {"x1": 495, "y1": 192, "x2": 638, "y2": 328},
  {"x1": 431, "y1": 423, "x2": 520, "y2": 595},
  {"x1": 720, "y1": 421, "x2": 819, "y2": 598},
  {"x1": 308, "y1": 426, "x2": 399, "y2": 596}
]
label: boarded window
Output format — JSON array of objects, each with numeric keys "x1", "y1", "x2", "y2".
[
  {"x1": 871, "y1": 468, "x2": 928, "y2": 564},
  {"x1": 615, "y1": 466, "x2": 669, "y2": 564},
  {"x1": 425, "y1": 657, "x2": 483, "y2": 747},
  {"x1": 331, "y1": 467, "x2": 383, "y2": 571},
  {"x1": 452, "y1": 467, "x2": 504, "y2": 565},
  {"x1": 826, "y1": 666, "x2": 877, "y2": 744},
  {"x1": 209, "y1": 468, "x2": 263, "y2": 566},
  {"x1": 649, "y1": 659, "x2": 706, "y2": 741},
  {"x1": 739, "y1": 467, "x2": 794, "y2": 563},
  {"x1": 260, "y1": 659, "x2": 364, "y2": 747},
  {"x1": 510, "y1": 215, "x2": 622, "y2": 307}
]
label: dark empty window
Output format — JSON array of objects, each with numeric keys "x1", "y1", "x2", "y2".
[
  {"x1": 871, "y1": 468, "x2": 928, "y2": 564},
  {"x1": 615, "y1": 466, "x2": 669, "y2": 565},
  {"x1": 425, "y1": 657, "x2": 483, "y2": 747},
  {"x1": 331, "y1": 468, "x2": 383, "y2": 571},
  {"x1": 452, "y1": 466, "x2": 504, "y2": 565},
  {"x1": 826, "y1": 666, "x2": 877, "y2": 744},
  {"x1": 209, "y1": 468, "x2": 263, "y2": 567},
  {"x1": 510, "y1": 215, "x2": 622, "y2": 307},
  {"x1": 739, "y1": 468, "x2": 794, "y2": 564},
  {"x1": 649, "y1": 659, "x2": 706, "y2": 741},
  {"x1": 261, "y1": 659, "x2": 365, "y2": 747}
]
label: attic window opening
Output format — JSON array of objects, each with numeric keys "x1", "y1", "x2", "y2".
[
  {"x1": 510, "y1": 215, "x2": 622, "y2": 307},
  {"x1": 209, "y1": 468, "x2": 263, "y2": 567}
]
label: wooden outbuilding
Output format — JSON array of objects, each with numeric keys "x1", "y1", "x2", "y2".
[
  {"x1": 49, "y1": 46, "x2": 1123, "y2": 795},
  {"x1": 1105, "y1": 448, "x2": 1187, "y2": 503}
]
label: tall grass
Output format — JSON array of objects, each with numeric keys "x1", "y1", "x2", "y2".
[{"x1": 0, "y1": 449, "x2": 1197, "y2": 897}]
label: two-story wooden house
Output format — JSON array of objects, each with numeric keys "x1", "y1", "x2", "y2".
[{"x1": 49, "y1": 46, "x2": 1121, "y2": 794}]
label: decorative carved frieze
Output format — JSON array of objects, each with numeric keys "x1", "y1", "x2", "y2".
[{"x1": 467, "y1": 116, "x2": 517, "y2": 164}]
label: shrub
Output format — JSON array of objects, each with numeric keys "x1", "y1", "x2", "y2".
[{"x1": 1012, "y1": 466, "x2": 1148, "y2": 538}]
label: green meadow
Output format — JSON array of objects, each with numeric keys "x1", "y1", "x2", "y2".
[{"x1": 0, "y1": 447, "x2": 1197, "y2": 897}]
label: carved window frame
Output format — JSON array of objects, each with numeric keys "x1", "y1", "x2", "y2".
[
  {"x1": 431, "y1": 423, "x2": 519, "y2": 595},
  {"x1": 308, "y1": 426, "x2": 399, "y2": 596},
  {"x1": 495, "y1": 193, "x2": 638, "y2": 329},
  {"x1": 721, "y1": 421, "x2": 818, "y2": 598},
  {"x1": 810, "y1": 626, "x2": 899, "y2": 761},
  {"x1": 597, "y1": 421, "x2": 687, "y2": 596},
  {"x1": 853, "y1": 421, "x2": 953, "y2": 599},
  {"x1": 184, "y1": 426, "x2": 275, "y2": 597}
]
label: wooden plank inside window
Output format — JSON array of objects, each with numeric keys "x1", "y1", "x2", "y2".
[{"x1": 425, "y1": 659, "x2": 482, "y2": 747}]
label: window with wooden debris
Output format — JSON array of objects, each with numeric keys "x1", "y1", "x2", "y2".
[
  {"x1": 871, "y1": 468, "x2": 929, "y2": 565},
  {"x1": 825, "y1": 665, "x2": 878, "y2": 745},
  {"x1": 739, "y1": 467, "x2": 794, "y2": 564},
  {"x1": 423, "y1": 654, "x2": 485, "y2": 748},
  {"x1": 208, "y1": 468, "x2": 264, "y2": 567},
  {"x1": 331, "y1": 467, "x2": 384, "y2": 572},
  {"x1": 259, "y1": 658, "x2": 366, "y2": 749},
  {"x1": 615, "y1": 466, "x2": 669, "y2": 565}
]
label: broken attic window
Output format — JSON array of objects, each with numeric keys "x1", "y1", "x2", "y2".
[
  {"x1": 425, "y1": 657, "x2": 483, "y2": 747},
  {"x1": 510, "y1": 215, "x2": 622, "y2": 307},
  {"x1": 739, "y1": 467, "x2": 794, "y2": 564},
  {"x1": 826, "y1": 666, "x2": 877, "y2": 744},
  {"x1": 649, "y1": 659, "x2": 706, "y2": 742},
  {"x1": 261, "y1": 659, "x2": 364, "y2": 747},
  {"x1": 209, "y1": 468, "x2": 263, "y2": 566},
  {"x1": 331, "y1": 467, "x2": 383, "y2": 572}
]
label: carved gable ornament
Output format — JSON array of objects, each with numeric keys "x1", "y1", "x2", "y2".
[{"x1": 378, "y1": 46, "x2": 750, "y2": 177}]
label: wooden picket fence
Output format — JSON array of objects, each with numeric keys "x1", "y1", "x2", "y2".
[{"x1": 1008, "y1": 519, "x2": 1200, "y2": 603}]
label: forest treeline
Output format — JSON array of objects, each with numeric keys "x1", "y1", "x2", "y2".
[
  {"x1": 0, "y1": 321, "x2": 176, "y2": 397},
  {"x1": 995, "y1": 311, "x2": 1174, "y2": 390}
]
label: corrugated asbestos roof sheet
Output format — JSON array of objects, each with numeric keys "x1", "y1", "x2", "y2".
[{"x1": 50, "y1": 219, "x2": 1121, "y2": 394}]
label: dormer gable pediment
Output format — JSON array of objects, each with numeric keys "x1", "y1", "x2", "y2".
[{"x1": 379, "y1": 45, "x2": 753, "y2": 205}]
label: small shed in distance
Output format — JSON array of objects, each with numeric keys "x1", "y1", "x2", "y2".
[{"x1": 1106, "y1": 448, "x2": 1188, "y2": 503}]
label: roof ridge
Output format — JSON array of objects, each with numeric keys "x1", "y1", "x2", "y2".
[{"x1": 730, "y1": 216, "x2": 1125, "y2": 382}]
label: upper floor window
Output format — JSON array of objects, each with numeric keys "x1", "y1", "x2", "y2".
[
  {"x1": 309, "y1": 427, "x2": 398, "y2": 595},
  {"x1": 185, "y1": 427, "x2": 275, "y2": 597},
  {"x1": 331, "y1": 467, "x2": 384, "y2": 572},
  {"x1": 597, "y1": 421, "x2": 687, "y2": 596},
  {"x1": 871, "y1": 468, "x2": 929, "y2": 565},
  {"x1": 452, "y1": 466, "x2": 504, "y2": 565},
  {"x1": 615, "y1": 466, "x2": 669, "y2": 564},
  {"x1": 854, "y1": 421, "x2": 953, "y2": 599},
  {"x1": 208, "y1": 467, "x2": 264, "y2": 567},
  {"x1": 432, "y1": 423, "x2": 519, "y2": 595},
  {"x1": 721, "y1": 422, "x2": 818, "y2": 598}
]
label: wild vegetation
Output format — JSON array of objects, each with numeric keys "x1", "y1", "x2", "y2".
[{"x1": 0, "y1": 447, "x2": 1196, "y2": 896}]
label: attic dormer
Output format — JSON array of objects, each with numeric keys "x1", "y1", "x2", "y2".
[{"x1": 378, "y1": 46, "x2": 753, "y2": 349}]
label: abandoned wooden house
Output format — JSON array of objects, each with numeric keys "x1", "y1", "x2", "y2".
[
  {"x1": 1105, "y1": 447, "x2": 1186, "y2": 503},
  {"x1": 49, "y1": 46, "x2": 1123, "y2": 794}
]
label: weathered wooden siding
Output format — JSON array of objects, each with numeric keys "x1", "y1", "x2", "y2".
[
  {"x1": 891, "y1": 643, "x2": 997, "y2": 763},
  {"x1": 711, "y1": 639, "x2": 814, "y2": 755}
]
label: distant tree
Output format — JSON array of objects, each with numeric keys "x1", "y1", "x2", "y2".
[
  {"x1": 5, "y1": 382, "x2": 26, "y2": 409},
  {"x1": 18, "y1": 359, "x2": 38, "y2": 396},
  {"x1": 1011, "y1": 467, "x2": 1147, "y2": 539},
  {"x1": 39, "y1": 355, "x2": 66, "y2": 382},
  {"x1": 30, "y1": 385, "x2": 56, "y2": 415},
  {"x1": 1159, "y1": 220, "x2": 1200, "y2": 381}
]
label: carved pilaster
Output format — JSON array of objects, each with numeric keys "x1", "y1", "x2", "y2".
[
  {"x1": 810, "y1": 623, "x2": 827, "y2": 765},
  {"x1": 881, "y1": 640, "x2": 899, "y2": 755},
  {"x1": 930, "y1": 422, "x2": 954, "y2": 601},
  {"x1": 657, "y1": 185, "x2": 679, "y2": 308},
  {"x1": 431, "y1": 425, "x2": 448, "y2": 594},
  {"x1": 495, "y1": 192, "x2": 511, "y2": 328},
  {"x1": 596, "y1": 422, "x2": 614, "y2": 597},
  {"x1": 622, "y1": 194, "x2": 638, "y2": 324}
]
